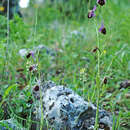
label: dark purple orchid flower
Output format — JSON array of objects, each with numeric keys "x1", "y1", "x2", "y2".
[
  {"x1": 88, "y1": 5, "x2": 96, "y2": 19},
  {"x1": 97, "y1": 0, "x2": 106, "y2": 6},
  {"x1": 34, "y1": 85, "x2": 39, "y2": 91},
  {"x1": 103, "y1": 77, "x2": 107, "y2": 84},
  {"x1": 26, "y1": 51, "x2": 35, "y2": 59},
  {"x1": 99, "y1": 23, "x2": 106, "y2": 35},
  {"x1": 29, "y1": 64, "x2": 38, "y2": 72}
]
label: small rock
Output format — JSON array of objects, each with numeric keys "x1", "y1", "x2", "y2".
[
  {"x1": 119, "y1": 80, "x2": 130, "y2": 89},
  {"x1": 0, "y1": 119, "x2": 25, "y2": 130},
  {"x1": 19, "y1": 44, "x2": 55, "y2": 58},
  {"x1": 19, "y1": 49, "x2": 27, "y2": 57}
]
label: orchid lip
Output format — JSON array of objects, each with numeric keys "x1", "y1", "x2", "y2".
[{"x1": 99, "y1": 23, "x2": 106, "y2": 35}]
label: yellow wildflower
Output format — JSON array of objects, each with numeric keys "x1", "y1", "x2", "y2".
[
  {"x1": 103, "y1": 50, "x2": 106, "y2": 54},
  {"x1": 80, "y1": 68, "x2": 85, "y2": 74},
  {"x1": 0, "y1": 6, "x2": 4, "y2": 12}
]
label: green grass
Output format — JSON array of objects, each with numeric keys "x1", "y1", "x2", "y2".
[{"x1": 0, "y1": 0, "x2": 130, "y2": 129}]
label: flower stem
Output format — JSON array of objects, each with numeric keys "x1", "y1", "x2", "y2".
[{"x1": 94, "y1": 21, "x2": 101, "y2": 130}]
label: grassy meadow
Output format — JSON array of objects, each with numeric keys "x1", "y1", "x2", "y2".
[{"x1": 0, "y1": 0, "x2": 130, "y2": 129}]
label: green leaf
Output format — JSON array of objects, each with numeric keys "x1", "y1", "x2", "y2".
[{"x1": 0, "y1": 84, "x2": 17, "y2": 107}]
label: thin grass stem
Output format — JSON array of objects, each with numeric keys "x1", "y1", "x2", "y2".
[{"x1": 94, "y1": 20, "x2": 101, "y2": 130}]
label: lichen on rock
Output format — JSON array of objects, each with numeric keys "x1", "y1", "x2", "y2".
[{"x1": 33, "y1": 81, "x2": 113, "y2": 130}]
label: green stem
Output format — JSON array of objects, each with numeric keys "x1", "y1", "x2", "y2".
[
  {"x1": 88, "y1": 0, "x2": 92, "y2": 11},
  {"x1": 94, "y1": 21, "x2": 101, "y2": 130},
  {"x1": 40, "y1": 87, "x2": 44, "y2": 130},
  {"x1": 94, "y1": 75, "x2": 100, "y2": 130},
  {"x1": 2, "y1": 0, "x2": 10, "y2": 80}
]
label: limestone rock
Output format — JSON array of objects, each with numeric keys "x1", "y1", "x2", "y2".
[{"x1": 33, "y1": 81, "x2": 113, "y2": 130}]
